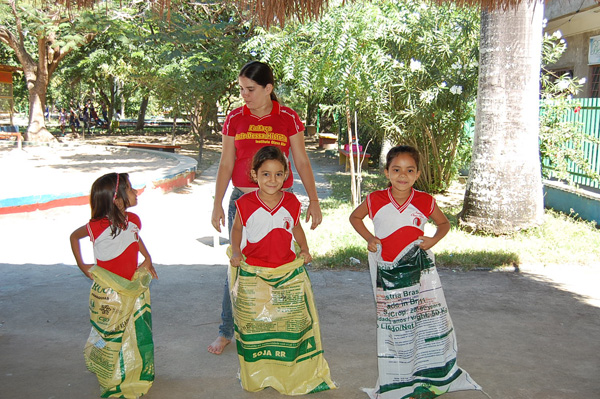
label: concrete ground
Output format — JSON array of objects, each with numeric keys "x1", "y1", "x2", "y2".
[{"x1": 1, "y1": 143, "x2": 599, "y2": 399}]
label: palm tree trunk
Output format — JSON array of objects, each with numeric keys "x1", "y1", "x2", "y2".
[{"x1": 459, "y1": 0, "x2": 545, "y2": 234}]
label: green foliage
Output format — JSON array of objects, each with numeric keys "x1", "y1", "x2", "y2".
[
  {"x1": 140, "y1": 2, "x2": 251, "y2": 142},
  {"x1": 14, "y1": 0, "x2": 251, "y2": 140},
  {"x1": 540, "y1": 31, "x2": 600, "y2": 186},
  {"x1": 312, "y1": 170, "x2": 600, "y2": 270},
  {"x1": 1, "y1": 0, "x2": 143, "y2": 122},
  {"x1": 247, "y1": 0, "x2": 480, "y2": 193}
]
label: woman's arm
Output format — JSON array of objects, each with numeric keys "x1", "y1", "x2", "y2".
[
  {"x1": 69, "y1": 225, "x2": 94, "y2": 279},
  {"x1": 211, "y1": 135, "x2": 236, "y2": 232},
  {"x1": 418, "y1": 204, "x2": 450, "y2": 250},
  {"x1": 349, "y1": 201, "x2": 381, "y2": 252},
  {"x1": 289, "y1": 133, "x2": 322, "y2": 230}
]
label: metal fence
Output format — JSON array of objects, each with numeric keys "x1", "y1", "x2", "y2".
[{"x1": 541, "y1": 98, "x2": 600, "y2": 189}]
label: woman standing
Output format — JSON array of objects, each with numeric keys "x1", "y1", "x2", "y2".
[{"x1": 208, "y1": 61, "x2": 322, "y2": 354}]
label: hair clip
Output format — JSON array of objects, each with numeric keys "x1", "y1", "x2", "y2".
[{"x1": 113, "y1": 173, "x2": 120, "y2": 203}]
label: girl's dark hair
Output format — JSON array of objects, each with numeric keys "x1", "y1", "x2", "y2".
[
  {"x1": 385, "y1": 145, "x2": 421, "y2": 171},
  {"x1": 251, "y1": 146, "x2": 289, "y2": 179},
  {"x1": 239, "y1": 61, "x2": 278, "y2": 102},
  {"x1": 90, "y1": 172, "x2": 131, "y2": 237}
]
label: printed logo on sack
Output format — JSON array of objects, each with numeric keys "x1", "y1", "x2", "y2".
[{"x1": 100, "y1": 304, "x2": 111, "y2": 315}]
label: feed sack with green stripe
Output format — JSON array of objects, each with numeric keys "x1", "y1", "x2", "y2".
[
  {"x1": 363, "y1": 243, "x2": 481, "y2": 399},
  {"x1": 84, "y1": 266, "x2": 154, "y2": 398},
  {"x1": 227, "y1": 248, "x2": 336, "y2": 395}
]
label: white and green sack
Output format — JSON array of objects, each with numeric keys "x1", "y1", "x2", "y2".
[
  {"x1": 85, "y1": 266, "x2": 154, "y2": 398},
  {"x1": 364, "y1": 243, "x2": 480, "y2": 398},
  {"x1": 227, "y1": 247, "x2": 336, "y2": 395}
]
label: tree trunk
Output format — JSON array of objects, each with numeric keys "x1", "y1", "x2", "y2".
[
  {"x1": 26, "y1": 83, "x2": 55, "y2": 142},
  {"x1": 379, "y1": 130, "x2": 395, "y2": 171},
  {"x1": 345, "y1": 97, "x2": 358, "y2": 208},
  {"x1": 136, "y1": 95, "x2": 149, "y2": 131},
  {"x1": 23, "y1": 41, "x2": 56, "y2": 142},
  {"x1": 190, "y1": 101, "x2": 204, "y2": 165},
  {"x1": 458, "y1": 1, "x2": 545, "y2": 234},
  {"x1": 110, "y1": 80, "x2": 117, "y2": 130},
  {"x1": 171, "y1": 115, "x2": 178, "y2": 145},
  {"x1": 120, "y1": 91, "x2": 125, "y2": 119}
]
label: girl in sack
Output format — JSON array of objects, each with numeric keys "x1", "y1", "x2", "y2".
[
  {"x1": 350, "y1": 145, "x2": 481, "y2": 398},
  {"x1": 228, "y1": 146, "x2": 336, "y2": 395},
  {"x1": 70, "y1": 172, "x2": 158, "y2": 398}
]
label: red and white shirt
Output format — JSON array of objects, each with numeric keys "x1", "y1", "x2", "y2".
[
  {"x1": 367, "y1": 188, "x2": 436, "y2": 262},
  {"x1": 222, "y1": 101, "x2": 304, "y2": 189},
  {"x1": 86, "y1": 212, "x2": 141, "y2": 280},
  {"x1": 235, "y1": 191, "x2": 301, "y2": 268}
]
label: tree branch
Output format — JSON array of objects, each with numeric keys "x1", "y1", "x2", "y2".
[
  {"x1": 0, "y1": 26, "x2": 16, "y2": 49},
  {"x1": 1, "y1": 1, "x2": 36, "y2": 70}
]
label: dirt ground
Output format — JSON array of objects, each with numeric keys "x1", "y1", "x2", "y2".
[{"x1": 1, "y1": 131, "x2": 599, "y2": 399}]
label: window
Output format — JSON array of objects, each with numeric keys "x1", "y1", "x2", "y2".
[
  {"x1": 590, "y1": 65, "x2": 600, "y2": 97},
  {"x1": 547, "y1": 68, "x2": 574, "y2": 83}
]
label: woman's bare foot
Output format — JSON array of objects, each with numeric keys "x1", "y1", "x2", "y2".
[{"x1": 207, "y1": 336, "x2": 231, "y2": 355}]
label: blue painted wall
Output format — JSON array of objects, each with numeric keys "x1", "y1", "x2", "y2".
[{"x1": 544, "y1": 181, "x2": 600, "y2": 226}]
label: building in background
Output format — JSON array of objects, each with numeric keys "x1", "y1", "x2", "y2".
[
  {"x1": 0, "y1": 65, "x2": 19, "y2": 126},
  {"x1": 544, "y1": 0, "x2": 600, "y2": 97}
]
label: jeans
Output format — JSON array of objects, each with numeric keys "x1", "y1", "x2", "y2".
[{"x1": 218, "y1": 188, "x2": 244, "y2": 339}]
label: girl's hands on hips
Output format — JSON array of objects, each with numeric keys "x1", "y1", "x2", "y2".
[
  {"x1": 367, "y1": 237, "x2": 381, "y2": 252},
  {"x1": 305, "y1": 201, "x2": 322, "y2": 230},
  {"x1": 140, "y1": 258, "x2": 159, "y2": 280},
  {"x1": 230, "y1": 251, "x2": 242, "y2": 267},
  {"x1": 299, "y1": 250, "x2": 312, "y2": 264},
  {"x1": 417, "y1": 236, "x2": 437, "y2": 251},
  {"x1": 211, "y1": 206, "x2": 225, "y2": 233},
  {"x1": 81, "y1": 264, "x2": 95, "y2": 280}
]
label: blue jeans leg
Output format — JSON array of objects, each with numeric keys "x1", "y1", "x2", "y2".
[
  {"x1": 218, "y1": 278, "x2": 234, "y2": 339},
  {"x1": 217, "y1": 188, "x2": 244, "y2": 339}
]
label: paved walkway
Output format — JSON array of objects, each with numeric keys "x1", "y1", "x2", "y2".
[
  {"x1": 0, "y1": 142, "x2": 197, "y2": 213},
  {"x1": 0, "y1": 142, "x2": 599, "y2": 398}
]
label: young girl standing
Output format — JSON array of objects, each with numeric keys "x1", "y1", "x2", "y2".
[
  {"x1": 228, "y1": 146, "x2": 335, "y2": 395},
  {"x1": 350, "y1": 145, "x2": 480, "y2": 398},
  {"x1": 229, "y1": 145, "x2": 311, "y2": 268},
  {"x1": 349, "y1": 145, "x2": 450, "y2": 256},
  {"x1": 70, "y1": 172, "x2": 158, "y2": 398}
]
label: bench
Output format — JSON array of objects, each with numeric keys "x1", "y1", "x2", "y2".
[
  {"x1": 0, "y1": 126, "x2": 22, "y2": 150},
  {"x1": 318, "y1": 133, "x2": 338, "y2": 150},
  {"x1": 115, "y1": 142, "x2": 181, "y2": 153},
  {"x1": 339, "y1": 148, "x2": 371, "y2": 172}
]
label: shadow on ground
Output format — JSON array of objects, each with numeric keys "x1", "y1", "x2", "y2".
[{"x1": 1, "y1": 263, "x2": 598, "y2": 399}]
